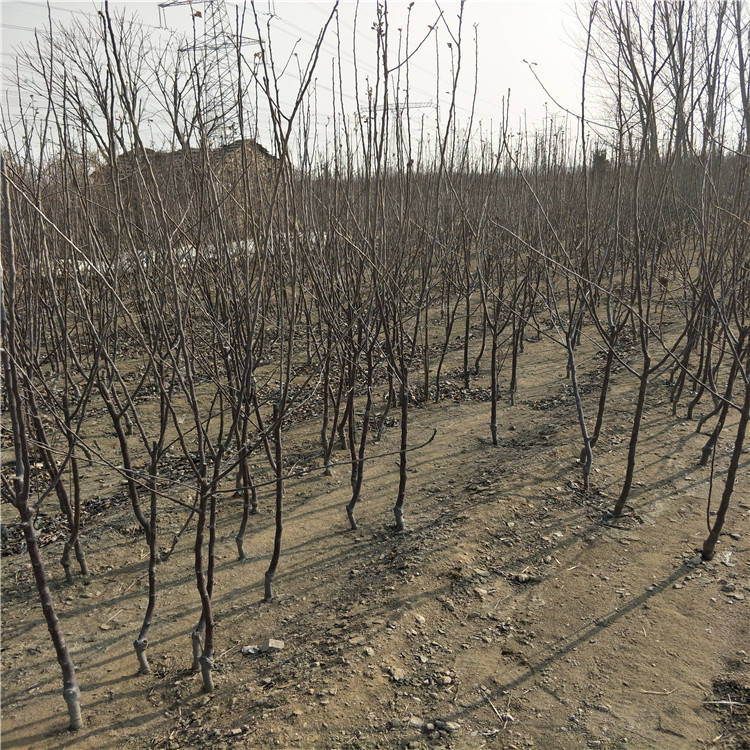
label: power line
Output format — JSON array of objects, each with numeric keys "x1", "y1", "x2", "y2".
[
  {"x1": 1, "y1": 23, "x2": 38, "y2": 32},
  {"x1": 12, "y1": 1, "x2": 81, "y2": 13}
]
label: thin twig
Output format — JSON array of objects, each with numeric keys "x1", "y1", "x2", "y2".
[
  {"x1": 480, "y1": 685, "x2": 513, "y2": 728},
  {"x1": 480, "y1": 686, "x2": 505, "y2": 722},
  {"x1": 100, "y1": 609, "x2": 124, "y2": 627},
  {"x1": 216, "y1": 644, "x2": 241, "y2": 661}
]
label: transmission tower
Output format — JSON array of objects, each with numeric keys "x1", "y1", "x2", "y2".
[{"x1": 159, "y1": 0, "x2": 259, "y2": 145}]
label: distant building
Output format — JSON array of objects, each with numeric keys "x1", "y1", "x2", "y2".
[{"x1": 90, "y1": 138, "x2": 279, "y2": 252}]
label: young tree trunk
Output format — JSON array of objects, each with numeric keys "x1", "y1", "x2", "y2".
[
  {"x1": 320, "y1": 328, "x2": 344, "y2": 474},
  {"x1": 337, "y1": 391, "x2": 351, "y2": 450},
  {"x1": 490, "y1": 331, "x2": 499, "y2": 446},
  {"x1": 697, "y1": 336, "x2": 744, "y2": 464},
  {"x1": 702, "y1": 372, "x2": 750, "y2": 560},
  {"x1": 393, "y1": 378, "x2": 409, "y2": 532},
  {"x1": 672, "y1": 329, "x2": 699, "y2": 414},
  {"x1": 193, "y1": 484, "x2": 215, "y2": 691},
  {"x1": 28, "y1": 391, "x2": 89, "y2": 581},
  {"x1": 376, "y1": 370, "x2": 395, "y2": 442},
  {"x1": 346, "y1": 350, "x2": 374, "y2": 530},
  {"x1": 134, "y1": 446, "x2": 159, "y2": 674},
  {"x1": 59, "y1": 389, "x2": 90, "y2": 583},
  {"x1": 235, "y1": 463, "x2": 257, "y2": 560},
  {"x1": 473, "y1": 311, "x2": 487, "y2": 376},
  {"x1": 1, "y1": 155, "x2": 82, "y2": 729},
  {"x1": 463, "y1": 291, "x2": 472, "y2": 388},
  {"x1": 19, "y1": 500, "x2": 84, "y2": 729},
  {"x1": 567, "y1": 341, "x2": 593, "y2": 491},
  {"x1": 423, "y1": 300, "x2": 430, "y2": 400},
  {"x1": 509, "y1": 319, "x2": 521, "y2": 407},
  {"x1": 434, "y1": 282, "x2": 462, "y2": 403},
  {"x1": 61, "y1": 440, "x2": 87, "y2": 581},
  {"x1": 700, "y1": 397, "x2": 733, "y2": 467},
  {"x1": 686, "y1": 330, "x2": 715, "y2": 419},
  {"x1": 581, "y1": 325, "x2": 617, "y2": 462},
  {"x1": 264, "y1": 406, "x2": 284, "y2": 601},
  {"x1": 613, "y1": 352, "x2": 651, "y2": 516}
]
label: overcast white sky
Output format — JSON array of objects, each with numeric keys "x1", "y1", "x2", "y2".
[{"x1": 1, "y1": 1, "x2": 586, "y2": 154}]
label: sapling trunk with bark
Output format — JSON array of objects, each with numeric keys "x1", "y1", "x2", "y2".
[
  {"x1": 585, "y1": 325, "x2": 618, "y2": 455},
  {"x1": 490, "y1": 332, "x2": 499, "y2": 446},
  {"x1": 134, "y1": 443, "x2": 161, "y2": 674},
  {"x1": 698, "y1": 334, "x2": 745, "y2": 465},
  {"x1": 346, "y1": 344, "x2": 374, "y2": 530},
  {"x1": 613, "y1": 351, "x2": 651, "y2": 516},
  {"x1": 28, "y1": 390, "x2": 89, "y2": 582},
  {"x1": 702, "y1": 368, "x2": 750, "y2": 560},
  {"x1": 567, "y1": 342, "x2": 593, "y2": 490},
  {"x1": 1, "y1": 155, "x2": 82, "y2": 730},
  {"x1": 193, "y1": 483, "x2": 215, "y2": 691},
  {"x1": 393, "y1": 378, "x2": 409, "y2": 532},
  {"x1": 264, "y1": 406, "x2": 284, "y2": 601},
  {"x1": 19, "y1": 502, "x2": 84, "y2": 729},
  {"x1": 235, "y1": 464, "x2": 257, "y2": 560}
]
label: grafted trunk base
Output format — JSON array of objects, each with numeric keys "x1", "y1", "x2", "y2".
[
  {"x1": 61, "y1": 558, "x2": 74, "y2": 586},
  {"x1": 235, "y1": 536, "x2": 246, "y2": 561},
  {"x1": 394, "y1": 506, "x2": 404, "y2": 532},
  {"x1": 134, "y1": 638, "x2": 151, "y2": 674},
  {"x1": 199, "y1": 656, "x2": 214, "y2": 693},
  {"x1": 64, "y1": 686, "x2": 83, "y2": 731},
  {"x1": 346, "y1": 504, "x2": 358, "y2": 530},
  {"x1": 191, "y1": 630, "x2": 203, "y2": 672}
]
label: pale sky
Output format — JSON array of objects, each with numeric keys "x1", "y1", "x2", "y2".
[{"x1": 1, "y1": 1, "x2": 586, "y2": 155}]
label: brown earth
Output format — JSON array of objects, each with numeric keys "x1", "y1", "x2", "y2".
[{"x1": 2, "y1": 328, "x2": 749, "y2": 750}]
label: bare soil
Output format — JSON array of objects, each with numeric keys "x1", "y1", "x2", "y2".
[{"x1": 2, "y1": 329, "x2": 749, "y2": 750}]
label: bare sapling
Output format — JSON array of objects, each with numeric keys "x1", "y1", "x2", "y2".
[
  {"x1": 461, "y1": 242, "x2": 477, "y2": 389},
  {"x1": 234, "y1": 446, "x2": 258, "y2": 560},
  {"x1": 133, "y1": 443, "x2": 161, "y2": 674},
  {"x1": 264, "y1": 405, "x2": 284, "y2": 601},
  {"x1": 1, "y1": 155, "x2": 83, "y2": 730},
  {"x1": 27, "y1": 389, "x2": 90, "y2": 582},
  {"x1": 475, "y1": 229, "x2": 515, "y2": 446},
  {"x1": 320, "y1": 327, "x2": 346, "y2": 474},
  {"x1": 702, "y1": 344, "x2": 750, "y2": 560},
  {"x1": 393, "y1": 372, "x2": 409, "y2": 533},
  {"x1": 698, "y1": 340, "x2": 745, "y2": 465},
  {"x1": 346, "y1": 339, "x2": 376, "y2": 529},
  {"x1": 433, "y1": 254, "x2": 463, "y2": 402},
  {"x1": 497, "y1": 126, "x2": 598, "y2": 491},
  {"x1": 192, "y1": 480, "x2": 216, "y2": 690},
  {"x1": 3, "y1": 147, "x2": 94, "y2": 583}
]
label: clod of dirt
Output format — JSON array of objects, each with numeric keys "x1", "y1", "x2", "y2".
[{"x1": 509, "y1": 572, "x2": 544, "y2": 583}]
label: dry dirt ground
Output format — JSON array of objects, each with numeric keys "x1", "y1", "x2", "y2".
[{"x1": 2, "y1": 329, "x2": 749, "y2": 750}]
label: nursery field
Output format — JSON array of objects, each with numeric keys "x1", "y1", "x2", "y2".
[
  {"x1": 2, "y1": 328, "x2": 748, "y2": 750},
  {"x1": 3, "y1": 2, "x2": 750, "y2": 748}
]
